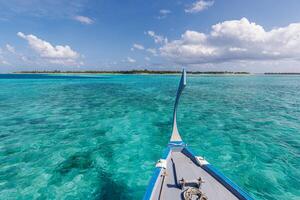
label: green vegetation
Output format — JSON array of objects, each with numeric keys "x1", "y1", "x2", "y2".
[{"x1": 14, "y1": 69, "x2": 250, "y2": 75}]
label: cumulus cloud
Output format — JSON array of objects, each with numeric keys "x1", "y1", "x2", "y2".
[
  {"x1": 17, "y1": 32, "x2": 81, "y2": 66},
  {"x1": 73, "y1": 15, "x2": 94, "y2": 24},
  {"x1": 132, "y1": 43, "x2": 144, "y2": 51},
  {"x1": 127, "y1": 57, "x2": 136, "y2": 63},
  {"x1": 185, "y1": 0, "x2": 214, "y2": 13},
  {"x1": 17, "y1": 32, "x2": 79, "y2": 59},
  {"x1": 147, "y1": 31, "x2": 167, "y2": 44},
  {"x1": 160, "y1": 17, "x2": 300, "y2": 64}
]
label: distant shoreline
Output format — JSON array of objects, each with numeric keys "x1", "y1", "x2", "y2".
[
  {"x1": 13, "y1": 70, "x2": 250, "y2": 75},
  {"x1": 264, "y1": 73, "x2": 300, "y2": 75},
  {"x1": 11, "y1": 70, "x2": 300, "y2": 75}
]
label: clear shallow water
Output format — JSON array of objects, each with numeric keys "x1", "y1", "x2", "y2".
[{"x1": 0, "y1": 74, "x2": 299, "y2": 200}]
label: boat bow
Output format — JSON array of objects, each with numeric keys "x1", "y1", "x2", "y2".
[
  {"x1": 143, "y1": 69, "x2": 253, "y2": 200},
  {"x1": 170, "y1": 69, "x2": 186, "y2": 142}
]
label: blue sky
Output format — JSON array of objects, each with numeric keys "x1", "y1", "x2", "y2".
[{"x1": 1, "y1": 0, "x2": 300, "y2": 72}]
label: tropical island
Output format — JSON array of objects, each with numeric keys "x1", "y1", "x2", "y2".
[{"x1": 14, "y1": 69, "x2": 250, "y2": 75}]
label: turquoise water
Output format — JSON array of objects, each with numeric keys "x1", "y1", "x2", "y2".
[{"x1": 0, "y1": 74, "x2": 299, "y2": 200}]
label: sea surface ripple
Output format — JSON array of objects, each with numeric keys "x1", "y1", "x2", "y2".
[{"x1": 0, "y1": 74, "x2": 299, "y2": 199}]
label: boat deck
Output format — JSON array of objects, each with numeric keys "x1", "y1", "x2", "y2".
[{"x1": 151, "y1": 148, "x2": 239, "y2": 200}]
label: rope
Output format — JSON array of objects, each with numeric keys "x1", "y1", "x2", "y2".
[{"x1": 183, "y1": 187, "x2": 207, "y2": 200}]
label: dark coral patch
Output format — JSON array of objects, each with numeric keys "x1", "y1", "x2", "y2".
[{"x1": 57, "y1": 152, "x2": 93, "y2": 175}]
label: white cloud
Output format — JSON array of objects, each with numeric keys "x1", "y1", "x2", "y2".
[
  {"x1": 20, "y1": 55, "x2": 28, "y2": 62},
  {"x1": 157, "y1": 9, "x2": 171, "y2": 19},
  {"x1": 132, "y1": 43, "x2": 144, "y2": 50},
  {"x1": 229, "y1": 47, "x2": 247, "y2": 52},
  {"x1": 160, "y1": 18, "x2": 300, "y2": 65},
  {"x1": 18, "y1": 32, "x2": 79, "y2": 59},
  {"x1": 1, "y1": 44, "x2": 28, "y2": 66},
  {"x1": 145, "y1": 56, "x2": 150, "y2": 61},
  {"x1": 1, "y1": 60, "x2": 10, "y2": 65},
  {"x1": 6, "y1": 44, "x2": 15, "y2": 53},
  {"x1": 127, "y1": 57, "x2": 136, "y2": 63},
  {"x1": 146, "y1": 48, "x2": 158, "y2": 56},
  {"x1": 73, "y1": 15, "x2": 94, "y2": 25},
  {"x1": 160, "y1": 9, "x2": 171, "y2": 15},
  {"x1": 17, "y1": 32, "x2": 81, "y2": 66},
  {"x1": 147, "y1": 31, "x2": 167, "y2": 44},
  {"x1": 185, "y1": 0, "x2": 214, "y2": 13},
  {"x1": 0, "y1": 48, "x2": 9, "y2": 65}
]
